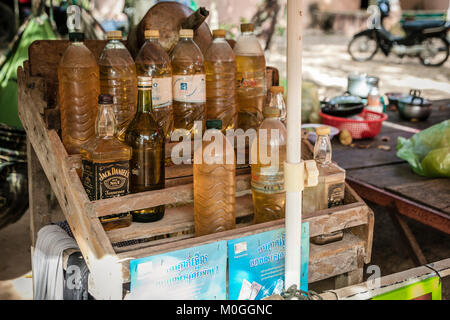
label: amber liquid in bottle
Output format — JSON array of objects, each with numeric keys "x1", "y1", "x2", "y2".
[
  {"x1": 171, "y1": 29, "x2": 206, "y2": 137},
  {"x1": 80, "y1": 95, "x2": 133, "y2": 231},
  {"x1": 251, "y1": 108, "x2": 287, "y2": 224},
  {"x1": 125, "y1": 77, "x2": 166, "y2": 223},
  {"x1": 193, "y1": 120, "x2": 236, "y2": 237},
  {"x1": 136, "y1": 30, "x2": 174, "y2": 139},
  {"x1": 205, "y1": 30, "x2": 237, "y2": 132},
  {"x1": 234, "y1": 24, "x2": 266, "y2": 132},
  {"x1": 58, "y1": 32, "x2": 100, "y2": 155},
  {"x1": 99, "y1": 31, "x2": 137, "y2": 141}
]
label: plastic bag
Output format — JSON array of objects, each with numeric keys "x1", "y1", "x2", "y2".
[
  {"x1": 302, "y1": 81, "x2": 321, "y2": 124},
  {"x1": 397, "y1": 120, "x2": 450, "y2": 178}
]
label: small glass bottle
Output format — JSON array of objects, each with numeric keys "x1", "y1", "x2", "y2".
[
  {"x1": 367, "y1": 86, "x2": 383, "y2": 113},
  {"x1": 268, "y1": 86, "x2": 286, "y2": 124},
  {"x1": 135, "y1": 30, "x2": 174, "y2": 139},
  {"x1": 80, "y1": 94, "x2": 133, "y2": 231},
  {"x1": 125, "y1": 76, "x2": 166, "y2": 223}
]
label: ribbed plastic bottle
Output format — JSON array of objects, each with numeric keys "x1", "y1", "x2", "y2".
[
  {"x1": 234, "y1": 23, "x2": 266, "y2": 131},
  {"x1": 98, "y1": 31, "x2": 137, "y2": 141},
  {"x1": 193, "y1": 120, "x2": 236, "y2": 237},
  {"x1": 136, "y1": 30, "x2": 174, "y2": 138},
  {"x1": 251, "y1": 107, "x2": 287, "y2": 224},
  {"x1": 171, "y1": 29, "x2": 206, "y2": 136},
  {"x1": 58, "y1": 32, "x2": 100, "y2": 155},
  {"x1": 205, "y1": 29, "x2": 237, "y2": 132}
]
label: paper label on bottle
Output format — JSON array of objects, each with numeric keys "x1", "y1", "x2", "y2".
[
  {"x1": 173, "y1": 74, "x2": 206, "y2": 103},
  {"x1": 251, "y1": 168, "x2": 284, "y2": 194},
  {"x1": 82, "y1": 160, "x2": 130, "y2": 201},
  {"x1": 152, "y1": 77, "x2": 173, "y2": 109}
]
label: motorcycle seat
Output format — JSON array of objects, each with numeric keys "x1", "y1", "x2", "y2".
[{"x1": 402, "y1": 20, "x2": 446, "y2": 31}]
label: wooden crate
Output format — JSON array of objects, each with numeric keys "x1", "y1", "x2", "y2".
[{"x1": 18, "y1": 40, "x2": 374, "y2": 300}]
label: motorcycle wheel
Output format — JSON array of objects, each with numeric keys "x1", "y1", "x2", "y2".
[
  {"x1": 348, "y1": 34, "x2": 379, "y2": 62},
  {"x1": 419, "y1": 37, "x2": 449, "y2": 67}
]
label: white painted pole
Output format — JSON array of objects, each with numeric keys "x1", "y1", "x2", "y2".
[{"x1": 285, "y1": 0, "x2": 303, "y2": 290}]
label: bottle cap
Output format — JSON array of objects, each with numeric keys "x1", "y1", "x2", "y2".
[
  {"x1": 212, "y1": 29, "x2": 227, "y2": 39},
  {"x1": 69, "y1": 32, "x2": 84, "y2": 42},
  {"x1": 263, "y1": 107, "x2": 280, "y2": 118},
  {"x1": 206, "y1": 119, "x2": 223, "y2": 130},
  {"x1": 179, "y1": 29, "x2": 194, "y2": 38},
  {"x1": 316, "y1": 126, "x2": 331, "y2": 136},
  {"x1": 270, "y1": 86, "x2": 284, "y2": 94},
  {"x1": 145, "y1": 30, "x2": 160, "y2": 39},
  {"x1": 106, "y1": 31, "x2": 122, "y2": 40},
  {"x1": 98, "y1": 94, "x2": 114, "y2": 105},
  {"x1": 137, "y1": 76, "x2": 153, "y2": 88},
  {"x1": 241, "y1": 23, "x2": 254, "y2": 33}
]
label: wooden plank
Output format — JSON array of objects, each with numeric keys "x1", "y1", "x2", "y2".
[
  {"x1": 346, "y1": 163, "x2": 429, "y2": 190},
  {"x1": 388, "y1": 180, "x2": 450, "y2": 214},
  {"x1": 18, "y1": 66, "x2": 123, "y2": 300},
  {"x1": 118, "y1": 228, "x2": 366, "y2": 284},
  {"x1": 332, "y1": 130, "x2": 414, "y2": 171}
]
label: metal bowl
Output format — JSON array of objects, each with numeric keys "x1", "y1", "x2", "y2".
[{"x1": 398, "y1": 90, "x2": 432, "y2": 121}]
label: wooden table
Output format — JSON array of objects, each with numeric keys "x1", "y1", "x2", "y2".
[{"x1": 331, "y1": 99, "x2": 450, "y2": 266}]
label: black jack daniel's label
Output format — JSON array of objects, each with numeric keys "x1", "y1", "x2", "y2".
[{"x1": 82, "y1": 160, "x2": 130, "y2": 201}]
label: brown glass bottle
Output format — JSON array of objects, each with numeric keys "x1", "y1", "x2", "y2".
[
  {"x1": 80, "y1": 94, "x2": 133, "y2": 231},
  {"x1": 125, "y1": 77, "x2": 166, "y2": 223}
]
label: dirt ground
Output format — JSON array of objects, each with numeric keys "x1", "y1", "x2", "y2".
[{"x1": 0, "y1": 31, "x2": 449, "y2": 300}]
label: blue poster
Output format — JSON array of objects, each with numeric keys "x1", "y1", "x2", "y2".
[
  {"x1": 129, "y1": 241, "x2": 227, "y2": 300},
  {"x1": 228, "y1": 223, "x2": 309, "y2": 300}
]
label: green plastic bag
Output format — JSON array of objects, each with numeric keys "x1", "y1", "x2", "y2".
[{"x1": 397, "y1": 120, "x2": 450, "y2": 178}]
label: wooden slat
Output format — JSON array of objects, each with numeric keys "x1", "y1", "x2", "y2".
[{"x1": 18, "y1": 66, "x2": 123, "y2": 300}]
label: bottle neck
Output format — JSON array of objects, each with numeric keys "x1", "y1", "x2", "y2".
[
  {"x1": 137, "y1": 87, "x2": 153, "y2": 114},
  {"x1": 270, "y1": 92, "x2": 284, "y2": 106},
  {"x1": 96, "y1": 104, "x2": 117, "y2": 138},
  {"x1": 146, "y1": 38, "x2": 160, "y2": 44}
]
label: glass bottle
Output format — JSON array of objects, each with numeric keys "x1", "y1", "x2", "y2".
[
  {"x1": 80, "y1": 94, "x2": 133, "y2": 231},
  {"x1": 367, "y1": 86, "x2": 383, "y2": 113},
  {"x1": 125, "y1": 76, "x2": 166, "y2": 223},
  {"x1": 234, "y1": 23, "x2": 266, "y2": 131},
  {"x1": 58, "y1": 32, "x2": 100, "y2": 155},
  {"x1": 136, "y1": 30, "x2": 174, "y2": 138},
  {"x1": 205, "y1": 29, "x2": 237, "y2": 132},
  {"x1": 251, "y1": 107, "x2": 287, "y2": 224},
  {"x1": 98, "y1": 31, "x2": 137, "y2": 141},
  {"x1": 193, "y1": 119, "x2": 236, "y2": 237},
  {"x1": 303, "y1": 126, "x2": 345, "y2": 213},
  {"x1": 170, "y1": 29, "x2": 206, "y2": 137},
  {"x1": 268, "y1": 86, "x2": 287, "y2": 124}
]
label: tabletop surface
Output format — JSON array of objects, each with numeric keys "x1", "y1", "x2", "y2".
[{"x1": 331, "y1": 99, "x2": 450, "y2": 216}]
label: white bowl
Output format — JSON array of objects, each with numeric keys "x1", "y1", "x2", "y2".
[{"x1": 302, "y1": 124, "x2": 340, "y2": 144}]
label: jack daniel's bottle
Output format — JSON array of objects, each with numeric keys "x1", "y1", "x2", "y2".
[{"x1": 81, "y1": 94, "x2": 133, "y2": 231}]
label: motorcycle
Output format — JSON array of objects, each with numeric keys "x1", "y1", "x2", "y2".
[{"x1": 348, "y1": 0, "x2": 450, "y2": 67}]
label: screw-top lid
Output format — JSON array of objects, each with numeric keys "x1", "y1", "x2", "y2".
[
  {"x1": 179, "y1": 29, "x2": 194, "y2": 38},
  {"x1": 98, "y1": 94, "x2": 114, "y2": 105},
  {"x1": 270, "y1": 86, "x2": 284, "y2": 94},
  {"x1": 145, "y1": 30, "x2": 160, "y2": 39},
  {"x1": 316, "y1": 126, "x2": 331, "y2": 136},
  {"x1": 263, "y1": 107, "x2": 281, "y2": 118},
  {"x1": 69, "y1": 32, "x2": 84, "y2": 42},
  {"x1": 212, "y1": 29, "x2": 227, "y2": 39},
  {"x1": 137, "y1": 76, "x2": 153, "y2": 88},
  {"x1": 106, "y1": 31, "x2": 122, "y2": 40},
  {"x1": 241, "y1": 23, "x2": 254, "y2": 33},
  {"x1": 206, "y1": 119, "x2": 223, "y2": 130}
]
